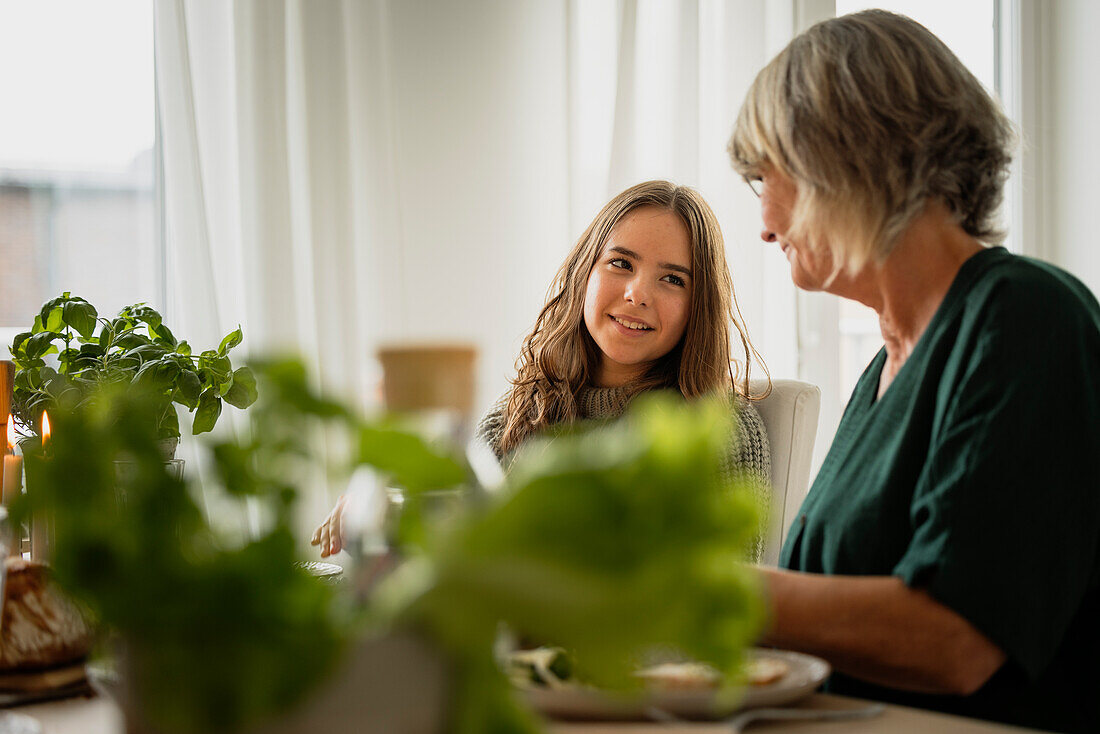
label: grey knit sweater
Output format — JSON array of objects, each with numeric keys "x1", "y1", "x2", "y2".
[{"x1": 475, "y1": 386, "x2": 771, "y2": 561}]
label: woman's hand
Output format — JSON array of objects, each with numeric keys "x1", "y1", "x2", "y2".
[{"x1": 311, "y1": 494, "x2": 348, "y2": 558}]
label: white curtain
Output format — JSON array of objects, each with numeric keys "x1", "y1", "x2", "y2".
[{"x1": 154, "y1": 0, "x2": 807, "y2": 538}]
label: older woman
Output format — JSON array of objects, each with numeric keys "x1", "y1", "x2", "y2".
[{"x1": 729, "y1": 10, "x2": 1100, "y2": 734}]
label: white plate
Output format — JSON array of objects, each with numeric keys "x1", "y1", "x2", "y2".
[
  {"x1": 525, "y1": 648, "x2": 830, "y2": 721},
  {"x1": 295, "y1": 561, "x2": 345, "y2": 582}
]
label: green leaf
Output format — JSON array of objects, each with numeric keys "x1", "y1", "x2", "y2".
[
  {"x1": 39, "y1": 295, "x2": 66, "y2": 332},
  {"x1": 223, "y1": 367, "x2": 258, "y2": 409},
  {"x1": 34, "y1": 366, "x2": 56, "y2": 386},
  {"x1": 134, "y1": 358, "x2": 182, "y2": 394},
  {"x1": 13, "y1": 370, "x2": 31, "y2": 393},
  {"x1": 24, "y1": 331, "x2": 60, "y2": 359},
  {"x1": 10, "y1": 331, "x2": 32, "y2": 357},
  {"x1": 19, "y1": 359, "x2": 45, "y2": 380},
  {"x1": 176, "y1": 340, "x2": 191, "y2": 356},
  {"x1": 173, "y1": 370, "x2": 202, "y2": 409},
  {"x1": 153, "y1": 324, "x2": 176, "y2": 347},
  {"x1": 410, "y1": 393, "x2": 765, "y2": 705},
  {"x1": 199, "y1": 353, "x2": 232, "y2": 382},
  {"x1": 78, "y1": 342, "x2": 105, "y2": 359},
  {"x1": 115, "y1": 333, "x2": 152, "y2": 351},
  {"x1": 126, "y1": 343, "x2": 166, "y2": 361},
  {"x1": 96, "y1": 321, "x2": 114, "y2": 347},
  {"x1": 31, "y1": 315, "x2": 44, "y2": 334},
  {"x1": 159, "y1": 405, "x2": 181, "y2": 439},
  {"x1": 62, "y1": 300, "x2": 98, "y2": 338},
  {"x1": 358, "y1": 425, "x2": 466, "y2": 492},
  {"x1": 129, "y1": 305, "x2": 163, "y2": 329},
  {"x1": 248, "y1": 357, "x2": 350, "y2": 419},
  {"x1": 57, "y1": 348, "x2": 81, "y2": 374},
  {"x1": 210, "y1": 442, "x2": 265, "y2": 496},
  {"x1": 219, "y1": 327, "x2": 243, "y2": 356},
  {"x1": 44, "y1": 306, "x2": 64, "y2": 333},
  {"x1": 39, "y1": 368, "x2": 81, "y2": 405},
  {"x1": 192, "y1": 388, "x2": 223, "y2": 435}
]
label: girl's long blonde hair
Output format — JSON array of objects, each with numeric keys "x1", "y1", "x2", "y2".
[{"x1": 500, "y1": 180, "x2": 765, "y2": 455}]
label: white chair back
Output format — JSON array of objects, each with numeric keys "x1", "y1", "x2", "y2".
[{"x1": 748, "y1": 378, "x2": 821, "y2": 566}]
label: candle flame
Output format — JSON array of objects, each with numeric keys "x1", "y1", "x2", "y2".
[
  {"x1": 6, "y1": 416, "x2": 14, "y2": 452},
  {"x1": 41, "y1": 412, "x2": 51, "y2": 446}
]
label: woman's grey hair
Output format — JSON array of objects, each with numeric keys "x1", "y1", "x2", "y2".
[{"x1": 728, "y1": 10, "x2": 1016, "y2": 271}]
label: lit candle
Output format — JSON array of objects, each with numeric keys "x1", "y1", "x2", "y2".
[
  {"x1": 2, "y1": 418, "x2": 21, "y2": 507},
  {"x1": 31, "y1": 412, "x2": 50, "y2": 562}
]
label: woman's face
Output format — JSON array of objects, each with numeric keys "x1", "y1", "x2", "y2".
[
  {"x1": 582, "y1": 206, "x2": 693, "y2": 387},
  {"x1": 756, "y1": 167, "x2": 835, "y2": 291}
]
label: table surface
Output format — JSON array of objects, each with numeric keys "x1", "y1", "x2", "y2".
[{"x1": 8, "y1": 691, "x2": 1045, "y2": 734}]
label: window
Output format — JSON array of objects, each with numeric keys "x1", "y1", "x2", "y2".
[{"x1": 0, "y1": 0, "x2": 161, "y2": 348}]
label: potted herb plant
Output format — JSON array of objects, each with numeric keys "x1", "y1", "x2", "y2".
[{"x1": 8, "y1": 292, "x2": 257, "y2": 456}]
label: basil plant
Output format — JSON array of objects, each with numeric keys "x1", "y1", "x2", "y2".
[{"x1": 8, "y1": 292, "x2": 257, "y2": 440}]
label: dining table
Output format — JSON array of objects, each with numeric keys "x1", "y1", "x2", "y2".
[{"x1": 7, "y1": 689, "x2": 1047, "y2": 733}]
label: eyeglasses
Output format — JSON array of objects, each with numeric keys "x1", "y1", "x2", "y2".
[{"x1": 746, "y1": 176, "x2": 763, "y2": 198}]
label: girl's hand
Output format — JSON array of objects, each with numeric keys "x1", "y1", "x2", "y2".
[{"x1": 311, "y1": 494, "x2": 349, "y2": 558}]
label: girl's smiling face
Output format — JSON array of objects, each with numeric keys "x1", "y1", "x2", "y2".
[{"x1": 582, "y1": 205, "x2": 693, "y2": 387}]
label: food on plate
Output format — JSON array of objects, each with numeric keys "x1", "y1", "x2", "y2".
[
  {"x1": 506, "y1": 647, "x2": 574, "y2": 689},
  {"x1": 508, "y1": 647, "x2": 790, "y2": 692},
  {"x1": 744, "y1": 657, "x2": 789, "y2": 686},
  {"x1": 635, "y1": 661, "x2": 721, "y2": 690},
  {"x1": 0, "y1": 558, "x2": 93, "y2": 670},
  {"x1": 635, "y1": 658, "x2": 790, "y2": 690}
]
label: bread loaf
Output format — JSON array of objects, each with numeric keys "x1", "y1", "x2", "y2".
[{"x1": 0, "y1": 558, "x2": 92, "y2": 670}]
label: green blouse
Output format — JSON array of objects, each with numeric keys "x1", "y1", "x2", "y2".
[{"x1": 781, "y1": 247, "x2": 1100, "y2": 733}]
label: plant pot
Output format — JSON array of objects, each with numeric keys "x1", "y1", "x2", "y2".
[
  {"x1": 110, "y1": 631, "x2": 450, "y2": 734},
  {"x1": 157, "y1": 438, "x2": 179, "y2": 461}
]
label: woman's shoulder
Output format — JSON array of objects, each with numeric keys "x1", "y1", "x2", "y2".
[{"x1": 967, "y1": 249, "x2": 1100, "y2": 326}]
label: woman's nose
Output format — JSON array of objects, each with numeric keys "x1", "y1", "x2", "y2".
[{"x1": 761, "y1": 229, "x2": 778, "y2": 243}]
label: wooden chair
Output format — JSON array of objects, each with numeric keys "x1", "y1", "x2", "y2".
[{"x1": 0, "y1": 359, "x2": 11, "y2": 430}]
